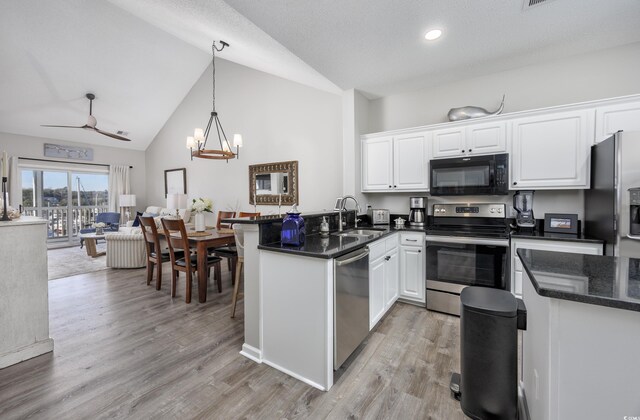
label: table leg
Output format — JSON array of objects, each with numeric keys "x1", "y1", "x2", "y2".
[
  {"x1": 85, "y1": 238, "x2": 105, "y2": 258},
  {"x1": 197, "y1": 241, "x2": 207, "y2": 303}
]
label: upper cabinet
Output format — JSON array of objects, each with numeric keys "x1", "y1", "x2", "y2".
[
  {"x1": 432, "y1": 121, "x2": 506, "y2": 159},
  {"x1": 595, "y1": 102, "x2": 640, "y2": 143},
  {"x1": 362, "y1": 132, "x2": 430, "y2": 192},
  {"x1": 510, "y1": 110, "x2": 593, "y2": 190}
]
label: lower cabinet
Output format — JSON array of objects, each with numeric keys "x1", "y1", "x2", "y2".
[
  {"x1": 399, "y1": 233, "x2": 426, "y2": 304},
  {"x1": 369, "y1": 234, "x2": 399, "y2": 330},
  {"x1": 511, "y1": 238, "x2": 603, "y2": 298}
]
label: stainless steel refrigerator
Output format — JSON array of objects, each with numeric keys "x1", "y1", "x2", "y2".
[{"x1": 585, "y1": 131, "x2": 640, "y2": 257}]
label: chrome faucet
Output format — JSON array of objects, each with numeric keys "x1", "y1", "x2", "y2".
[{"x1": 336, "y1": 195, "x2": 362, "y2": 232}]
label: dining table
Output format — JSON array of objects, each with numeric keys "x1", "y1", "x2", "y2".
[{"x1": 163, "y1": 228, "x2": 236, "y2": 303}]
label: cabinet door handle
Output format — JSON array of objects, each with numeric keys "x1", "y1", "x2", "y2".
[
  {"x1": 385, "y1": 255, "x2": 391, "y2": 261},
  {"x1": 389, "y1": 185, "x2": 392, "y2": 188},
  {"x1": 468, "y1": 149, "x2": 472, "y2": 152},
  {"x1": 461, "y1": 149, "x2": 466, "y2": 153},
  {"x1": 418, "y1": 250, "x2": 421, "y2": 253},
  {"x1": 513, "y1": 182, "x2": 518, "y2": 185},
  {"x1": 406, "y1": 239, "x2": 418, "y2": 242},
  {"x1": 394, "y1": 185, "x2": 397, "y2": 188}
]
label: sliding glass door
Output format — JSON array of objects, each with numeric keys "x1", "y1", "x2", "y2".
[{"x1": 22, "y1": 168, "x2": 109, "y2": 244}]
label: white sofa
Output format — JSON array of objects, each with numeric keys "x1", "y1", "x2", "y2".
[{"x1": 105, "y1": 227, "x2": 146, "y2": 268}]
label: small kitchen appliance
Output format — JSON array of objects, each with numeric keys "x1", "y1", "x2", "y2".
[
  {"x1": 409, "y1": 197, "x2": 427, "y2": 227},
  {"x1": 425, "y1": 203, "x2": 510, "y2": 316},
  {"x1": 367, "y1": 208, "x2": 390, "y2": 225},
  {"x1": 513, "y1": 190, "x2": 536, "y2": 229},
  {"x1": 281, "y1": 204, "x2": 305, "y2": 246},
  {"x1": 585, "y1": 131, "x2": 640, "y2": 256}
]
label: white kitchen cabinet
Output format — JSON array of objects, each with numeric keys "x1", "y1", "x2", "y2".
[
  {"x1": 399, "y1": 233, "x2": 426, "y2": 304},
  {"x1": 393, "y1": 133, "x2": 430, "y2": 190},
  {"x1": 361, "y1": 133, "x2": 430, "y2": 192},
  {"x1": 432, "y1": 121, "x2": 507, "y2": 159},
  {"x1": 361, "y1": 136, "x2": 393, "y2": 191},
  {"x1": 369, "y1": 254, "x2": 386, "y2": 329},
  {"x1": 510, "y1": 110, "x2": 593, "y2": 190},
  {"x1": 369, "y1": 234, "x2": 399, "y2": 330},
  {"x1": 384, "y1": 249, "x2": 399, "y2": 309},
  {"x1": 595, "y1": 101, "x2": 640, "y2": 143},
  {"x1": 511, "y1": 238, "x2": 603, "y2": 298}
]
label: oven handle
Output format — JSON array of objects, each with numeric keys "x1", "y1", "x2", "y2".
[{"x1": 425, "y1": 235, "x2": 509, "y2": 247}]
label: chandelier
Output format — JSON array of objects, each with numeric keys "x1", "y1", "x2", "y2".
[{"x1": 187, "y1": 41, "x2": 242, "y2": 160}]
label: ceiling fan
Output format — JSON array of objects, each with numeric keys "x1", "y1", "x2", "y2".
[{"x1": 41, "y1": 93, "x2": 131, "y2": 142}]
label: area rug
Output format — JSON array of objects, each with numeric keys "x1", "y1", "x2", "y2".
[{"x1": 48, "y1": 243, "x2": 110, "y2": 280}]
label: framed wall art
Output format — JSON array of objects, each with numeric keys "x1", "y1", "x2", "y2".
[{"x1": 164, "y1": 168, "x2": 187, "y2": 198}]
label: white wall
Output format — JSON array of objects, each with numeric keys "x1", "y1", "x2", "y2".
[
  {"x1": 145, "y1": 58, "x2": 342, "y2": 225},
  {"x1": 358, "y1": 42, "x2": 640, "y2": 221},
  {"x1": 0, "y1": 131, "x2": 147, "y2": 210},
  {"x1": 368, "y1": 42, "x2": 640, "y2": 133}
]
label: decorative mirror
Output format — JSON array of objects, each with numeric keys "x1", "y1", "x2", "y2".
[{"x1": 249, "y1": 161, "x2": 299, "y2": 206}]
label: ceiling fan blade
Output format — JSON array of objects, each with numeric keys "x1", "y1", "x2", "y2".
[
  {"x1": 41, "y1": 124, "x2": 88, "y2": 129},
  {"x1": 93, "y1": 127, "x2": 131, "y2": 142}
]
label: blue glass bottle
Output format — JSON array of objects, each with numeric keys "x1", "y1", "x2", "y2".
[{"x1": 281, "y1": 204, "x2": 305, "y2": 246}]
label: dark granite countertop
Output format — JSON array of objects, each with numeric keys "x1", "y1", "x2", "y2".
[
  {"x1": 222, "y1": 210, "x2": 343, "y2": 225},
  {"x1": 258, "y1": 226, "x2": 427, "y2": 259},
  {"x1": 511, "y1": 230, "x2": 605, "y2": 245},
  {"x1": 517, "y1": 249, "x2": 640, "y2": 312}
]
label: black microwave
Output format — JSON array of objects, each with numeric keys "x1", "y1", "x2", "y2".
[{"x1": 430, "y1": 153, "x2": 509, "y2": 196}]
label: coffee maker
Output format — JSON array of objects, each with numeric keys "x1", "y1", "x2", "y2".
[
  {"x1": 513, "y1": 190, "x2": 535, "y2": 229},
  {"x1": 409, "y1": 197, "x2": 427, "y2": 227}
]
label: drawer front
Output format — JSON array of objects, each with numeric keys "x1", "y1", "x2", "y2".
[
  {"x1": 369, "y1": 240, "x2": 386, "y2": 261},
  {"x1": 400, "y1": 232, "x2": 424, "y2": 247}
]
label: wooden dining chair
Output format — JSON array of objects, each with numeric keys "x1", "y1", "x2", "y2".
[
  {"x1": 161, "y1": 218, "x2": 222, "y2": 303},
  {"x1": 238, "y1": 212, "x2": 261, "y2": 218},
  {"x1": 216, "y1": 211, "x2": 236, "y2": 230},
  {"x1": 139, "y1": 216, "x2": 170, "y2": 290},
  {"x1": 231, "y1": 224, "x2": 246, "y2": 318}
]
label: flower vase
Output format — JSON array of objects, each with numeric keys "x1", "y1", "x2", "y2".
[{"x1": 194, "y1": 212, "x2": 205, "y2": 232}]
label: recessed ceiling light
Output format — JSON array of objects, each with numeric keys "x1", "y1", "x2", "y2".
[{"x1": 424, "y1": 29, "x2": 442, "y2": 41}]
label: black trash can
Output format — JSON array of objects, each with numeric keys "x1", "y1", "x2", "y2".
[{"x1": 452, "y1": 286, "x2": 526, "y2": 420}]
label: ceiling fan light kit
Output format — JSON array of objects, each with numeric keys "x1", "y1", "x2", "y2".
[
  {"x1": 41, "y1": 93, "x2": 131, "y2": 142},
  {"x1": 187, "y1": 40, "x2": 242, "y2": 162}
]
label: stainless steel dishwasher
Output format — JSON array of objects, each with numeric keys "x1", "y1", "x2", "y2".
[{"x1": 334, "y1": 246, "x2": 370, "y2": 370}]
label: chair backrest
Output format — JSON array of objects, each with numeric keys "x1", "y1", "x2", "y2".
[
  {"x1": 96, "y1": 212, "x2": 121, "y2": 226},
  {"x1": 233, "y1": 224, "x2": 245, "y2": 258},
  {"x1": 238, "y1": 212, "x2": 261, "y2": 218},
  {"x1": 138, "y1": 216, "x2": 160, "y2": 258},
  {"x1": 161, "y1": 218, "x2": 191, "y2": 264},
  {"x1": 217, "y1": 211, "x2": 236, "y2": 230}
]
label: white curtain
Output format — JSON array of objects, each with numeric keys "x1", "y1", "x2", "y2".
[
  {"x1": 8, "y1": 156, "x2": 20, "y2": 208},
  {"x1": 108, "y1": 165, "x2": 130, "y2": 212}
]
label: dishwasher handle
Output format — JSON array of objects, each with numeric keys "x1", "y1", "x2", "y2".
[{"x1": 335, "y1": 247, "x2": 370, "y2": 266}]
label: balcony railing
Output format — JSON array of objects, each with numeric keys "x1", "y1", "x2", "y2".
[{"x1": 23, "y1": 206, "x2": 110, "y2": 240}]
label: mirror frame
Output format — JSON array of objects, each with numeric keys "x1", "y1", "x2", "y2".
[{"x1": 249, "y1": 160, "x2": 299, "y2": 206}]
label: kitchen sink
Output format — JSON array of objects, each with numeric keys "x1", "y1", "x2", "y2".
[{"x1": 333, "y1": 229, "x2": 385, "y2": 239}]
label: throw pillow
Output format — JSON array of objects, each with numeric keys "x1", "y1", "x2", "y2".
[{"x1": 131, "y1": 211, "x2": 144, "y2": 227}]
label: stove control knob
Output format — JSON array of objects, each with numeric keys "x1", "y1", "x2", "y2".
[
  {"x1": 490, "y1": 208, "x2": 495, "y2": 213},
  {"x1": 497, "y1": 208, "x2": 503, "y2": 213}
]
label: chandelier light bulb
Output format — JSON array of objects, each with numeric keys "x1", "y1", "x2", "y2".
[{"x1": 186, "y1": 136, "x2": 196, "y2": 149}]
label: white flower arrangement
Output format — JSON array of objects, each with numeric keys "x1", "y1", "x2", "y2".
[
  {"x1": 190, "y1": 197, "x2": 213, "y2": 214},
  {"x1": 93, "y1": 222, "x2": 106, "y2": 228}
]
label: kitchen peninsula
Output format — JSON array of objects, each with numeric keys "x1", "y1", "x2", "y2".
[
  {"x1": 0, "y1": 217, "x2": 53, "y2": 368},
  {"x1": 517, "y1": 249, "x2": 640, "y2": 420}
]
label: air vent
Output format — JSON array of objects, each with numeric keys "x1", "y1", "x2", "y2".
[
  {"x1": 116, "y1": 130, "x2": 129, "y2": 136},
  {"x1": 523, "y1": 0, "x2": 557, "y2": 10}
]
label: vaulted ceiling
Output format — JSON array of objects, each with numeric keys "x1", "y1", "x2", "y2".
[{"x1": 1, "y1": 0, "x2": 639, "y2": 150}]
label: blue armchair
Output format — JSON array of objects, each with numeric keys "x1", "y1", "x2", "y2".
[{"x1": 79, "y1": 212, "x2": 121, "y2": 248}]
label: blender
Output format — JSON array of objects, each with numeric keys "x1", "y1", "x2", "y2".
[{"x1": 513, "y1": 190, "x2": 536, "y2": 229}]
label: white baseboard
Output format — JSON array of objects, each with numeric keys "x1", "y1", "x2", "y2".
[
  {"x1": 0, "y1": 338, "x2": 54, "y2": 369},
  {"x1": 240, "y1": 343, "x2": 262, "y2": 363},
  {"x1": 261, "y1": 358, "x2": 328, "y2": 391}
]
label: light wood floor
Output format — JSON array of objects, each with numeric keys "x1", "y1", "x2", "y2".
[{"x1": 0, "y1": 265, "x2": 465, "y2": 419}]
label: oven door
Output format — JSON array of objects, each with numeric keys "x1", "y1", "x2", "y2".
[
  {"x1": 430, "y1": 153, "x2": 508, "y2": 196},
  {"x1": 425, "y1": 236, "x2": 509, "y2": 312}
]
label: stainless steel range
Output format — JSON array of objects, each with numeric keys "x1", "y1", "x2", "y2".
[{"x1": 425, "y1": 203, "x2": 510, "y2": 316}]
